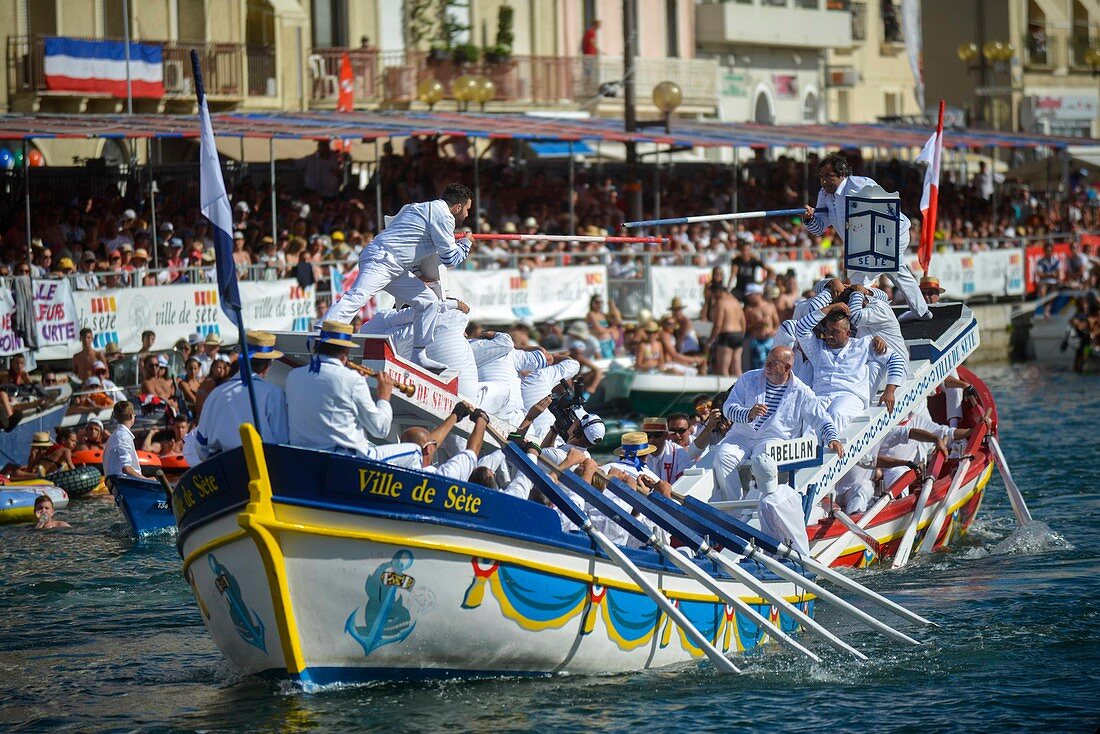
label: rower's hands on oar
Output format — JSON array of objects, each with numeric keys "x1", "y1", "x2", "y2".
[
  {"x1": 935, "y1": 437, "x2": 950, "y2": 456},
  {"x1": 374, "y1": 370, "x2": 394, "y2": 401}
]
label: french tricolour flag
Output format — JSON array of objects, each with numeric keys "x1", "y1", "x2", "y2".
[{"x1": 44, "y1": 37, "x2": 164, "y2": 98}]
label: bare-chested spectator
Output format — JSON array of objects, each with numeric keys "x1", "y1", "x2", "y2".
[
  {"x1": 177, "y1": 357, "x2": 204, "y2": 415},
  {"x1": 658, "y1": 316, "x2": 706, "y2": 374},
  {"x1": 140, "y1": 355, "x2": 178, "y2": 411},
  {"x1": 142, "y1": 414, "x2": 190, "y2": 456},
  {"x1": 10, "y1": 429, "x2": 76, "y2": 479},
  {"x1": 707, "y1": 282, "x2": 746, "y2": 377},
  {"x1": 72, "y1": 328, "x2": 107, "y2": 383},
  {"x1": 635, "y1": 322, "x2": 666, "y2": 372},
  {"x1": 775, "y1": 273, "x2": 799, "y2": 322},
  {"x1": 76, "y1": 418, "x2": 109, "y2": 451},
  {"x1": 194, "y1": 356, "x2": 231, "y2": 417},
  {"x1": 744, "y1": 284, "x2": 780, "y2": 371}
]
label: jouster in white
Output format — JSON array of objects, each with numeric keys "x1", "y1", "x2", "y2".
[
  {"x1": 322, "y1": 186, "x2": 474, "y2": 372},
  {"x1": 803, "y1": 154, "x2": 929, "y2": 320}
]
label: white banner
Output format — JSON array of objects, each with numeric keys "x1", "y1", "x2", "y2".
[
  {"x1": 444, "y1": 266, "x2": 608, "y2": 324},
  {"x1": 31, "y1": 279, "x2": 81, "y2": 361},
  {"x1": 648, "y1": 266, "x2": 713, "y2": 319},
  {"x1": 69, "y1": 279, "x2": 315, "y2": 356},
  {"x1": 905, "y1": 249, "x2": 1025, "y2": 300}
]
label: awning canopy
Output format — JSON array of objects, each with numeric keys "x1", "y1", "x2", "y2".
[
  {"x1": 0, "y1": 110, "x2": 1095, "y2": 150},
  {"x1": 526, "y1": 140, "x2": 596, "y2": 158}
]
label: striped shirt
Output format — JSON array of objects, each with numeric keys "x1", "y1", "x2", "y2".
[
  {"x1": 795, "y1": 308, "x2": 907, "y2": 391},
  {"x1": 726, "y1": 376, "x2": 839, "y2": 445},
  {"x1": 847, "y1": 287, "x2": 888, "y2": 329}
]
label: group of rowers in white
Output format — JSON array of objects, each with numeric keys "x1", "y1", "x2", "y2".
[{"x1": 102, "y1": 184, "x2": 984, "y2": 554}]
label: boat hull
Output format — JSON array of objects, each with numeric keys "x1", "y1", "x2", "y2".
[
  {"x1": 0, "y1": 486, "x2": 69, "y2": 524},
  {"x1": 0, "y1": 401, "x2": 67, "y2": 469},
  {"x1": 109, "y1": 475, "x2": 175, "y2": 537},
  {"x1": 175, "y1": 440, "x2": 815, "y2": 684}
]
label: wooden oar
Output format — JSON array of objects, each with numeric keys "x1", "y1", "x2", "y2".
[
  {"x1": 987, "y1": 435, "x2": 1033, "y2": 526},
  {"x1": 502, "y1": 444, "x2": 740, "y2": 673},
  {"x1": 917, "y1": 456, "x2": 971, "y2": 555},
  {"x1": 917, "y1": 411, "x2": 993, "y2": 555},
  {"x1": 830, "y1": 507, "x2": 883, "y2": 560},
  {"x1": 583, "y1": 474, "x2": 822, "y2": 663},
  {"x1": 892, "y1": 453, "x2": 946, "y2": 569},
  {"x1": 662, "y1": 495, "x2": 927, "y2": 643},
  {"x1": 598, "y1": 476, "x2": 867, "y2": 661}
]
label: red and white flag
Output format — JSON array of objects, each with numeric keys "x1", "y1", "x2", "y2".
[
  {"x1": 915, "y1": 100, "x2": 945, "y2": 275},
  {"x1": 334, "y1": 52, "x2": 354, "y2": 152}
]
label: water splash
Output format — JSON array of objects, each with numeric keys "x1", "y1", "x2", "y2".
[{"x1": 988, "y1": 520, "x2": 1073, "y2": 556}]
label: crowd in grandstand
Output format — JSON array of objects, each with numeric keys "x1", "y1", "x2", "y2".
[{"x1": 1, "y1": 141, "x2": 1098, "y2": 291}]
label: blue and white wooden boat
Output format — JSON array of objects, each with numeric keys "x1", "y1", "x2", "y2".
[
  {"x1": 171, "y1": 427, "x2": 817, "y2": 685},
  {"x1": 108, "y1": 474, "x2": 175, "y2": 537},
  {"x1": 0, "y1": 387, "x2": 68, "y2": 469}
]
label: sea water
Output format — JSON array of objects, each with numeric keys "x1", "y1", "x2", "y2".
[{"x1": 2, "y1": 365, "x2": 1098, "y2": 733}]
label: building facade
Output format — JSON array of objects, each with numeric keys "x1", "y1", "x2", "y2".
[{"x1": 922, "y1": 0, "x2": 1099, "y2": 138}]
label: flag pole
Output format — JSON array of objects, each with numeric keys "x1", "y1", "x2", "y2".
[
  {"x1": 919, "y1": 100, "x2": 945, "y2": 276},
  {"x1": 191, "y1": 49, "x2": 263, "y2": 438}
]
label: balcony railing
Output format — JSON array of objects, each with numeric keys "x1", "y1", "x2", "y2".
[
  {"x1": 6, "y1": 35, "x2": 249, "y2": 100},
  {"x1": 308, "y1": 48, "x2": 718, "y2": 109}
]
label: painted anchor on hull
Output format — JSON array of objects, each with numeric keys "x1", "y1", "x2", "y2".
[
  {"x1": 208, "y1": 554, "x2": 267, "y2": 653},
  {"x1": 346, "y1": 550, "x2": 417, "y2": 656}
]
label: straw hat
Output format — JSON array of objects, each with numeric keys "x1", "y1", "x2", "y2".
[
  {"x1": 133, "y1": 248, "x2": 149, "y2": 260},
  {"x1": 614, "y1": 431, "x2": 657, "y2": 457},
  {"x1": 566, "y1": 321, "x2": 590, "y2": 338},
  {"x1": 641, "y1": 416, "x2": 668, "y2": 433},
  {"x1": 245, "y1": 330, "x2": 283, "y2": 360},
  {"x1": 315, "y1": 320, "x2": 358, "y2": 348},
  {"x1": 31, "y1": 431, "x2": 53, "y2": 447},
  {"x1": 204, "y1": 333, "x2": 222, "y2": 346},
  {"x1": 920, "y1": 276, "x2": 946, "y2": 294},
  {"x1": 104, "y1": 342, "x2": 122, "y2": 356},
  {"x1": 58, "y1": 257, "x2": 75, "y2": 270},
  {"x1": 670, "y1": 297, "x2": 685, "y2": 310},
  {"x1": 202, "y1": 248, "x2": 217, "y2": 263},
  {"x1": 643, "y1": 320, "x2": 661, "y2": 333}
]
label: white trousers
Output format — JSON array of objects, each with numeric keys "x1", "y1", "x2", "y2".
[
  {"x1": 711, "y1": 438, "x2": 766, "y2": 505},
  {"x1": 848, "y1": 231, "x2": 930, "y2": 317},
  {"x1": 819, "y1": 392, "x2": 866, "y2": 432},
  {"x1": 835, "y1": 463, "x2": 874, "y2": 514},
  {"x1": 324, "y1": 249, "x2": 440, "y2": 349}
]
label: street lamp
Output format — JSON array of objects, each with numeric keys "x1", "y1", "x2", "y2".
[
  {"x1": 417, "y1": 78, "x2": 443, "y2": 110},
  {"x1": 452, "y1": 75, "x2": 479, "y2": 111},
  {"x1": 474, "y1": 77, "x2": 495, "y2": 111},
  {"x1": 652, "y1": 81, "x2": 682, "y2": 133}
]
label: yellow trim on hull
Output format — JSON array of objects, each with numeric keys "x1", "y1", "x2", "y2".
[
  {"x1": 237, "y1": 424, "x2": 308, "y2": 676},
  {"x1": 829, "y1": 462, "x2": 994, "y2": 561},
  {"x1": 181, "y1": 529, "x2": 249, "y2": 576}
]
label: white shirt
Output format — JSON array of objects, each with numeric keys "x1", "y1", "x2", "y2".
[
  {"x1": 720, "y1": 369, "x2": 836, "y2": 448},
  {"x1": 424, "y1": 449, "x2": 477, "y2": 481},
  {"x1": 104, "y1": 423, "x2": 140, "y2": 476},
  {"x1": 285, "y1": 355, "x2": 392, "y2": 457},
  {"x1": 191, "y1": 372, "x2": 289, "y2": 457},
  {"x1": 472, "y1": 334, "x2": 547, "y2": 423},
  {"x1": 597, "y1": 459, "x2": 663, "y2": 549},
  {"x1": 644, "y1": 440, "x2": 703, "y2": 484},
  {"x1": 795, "y1": 312, "x2": 906, "y2": 405},
  {"x1": 520, "y1": 358, "x2": 580, "y2": 411},
  {"x1": 806, "y1": 175, "x2": 911, "y2": 245},
  {"x1": 362, "y1": 200, "x2": 470, "y2": 270}
]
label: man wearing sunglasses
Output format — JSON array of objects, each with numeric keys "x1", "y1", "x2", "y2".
[
  {"x1": 803, "y1": 153, "x2": 930, "y2": 323},
  {"x1": 641, "y1": 410, "x2": 720, "y2": 484}
]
